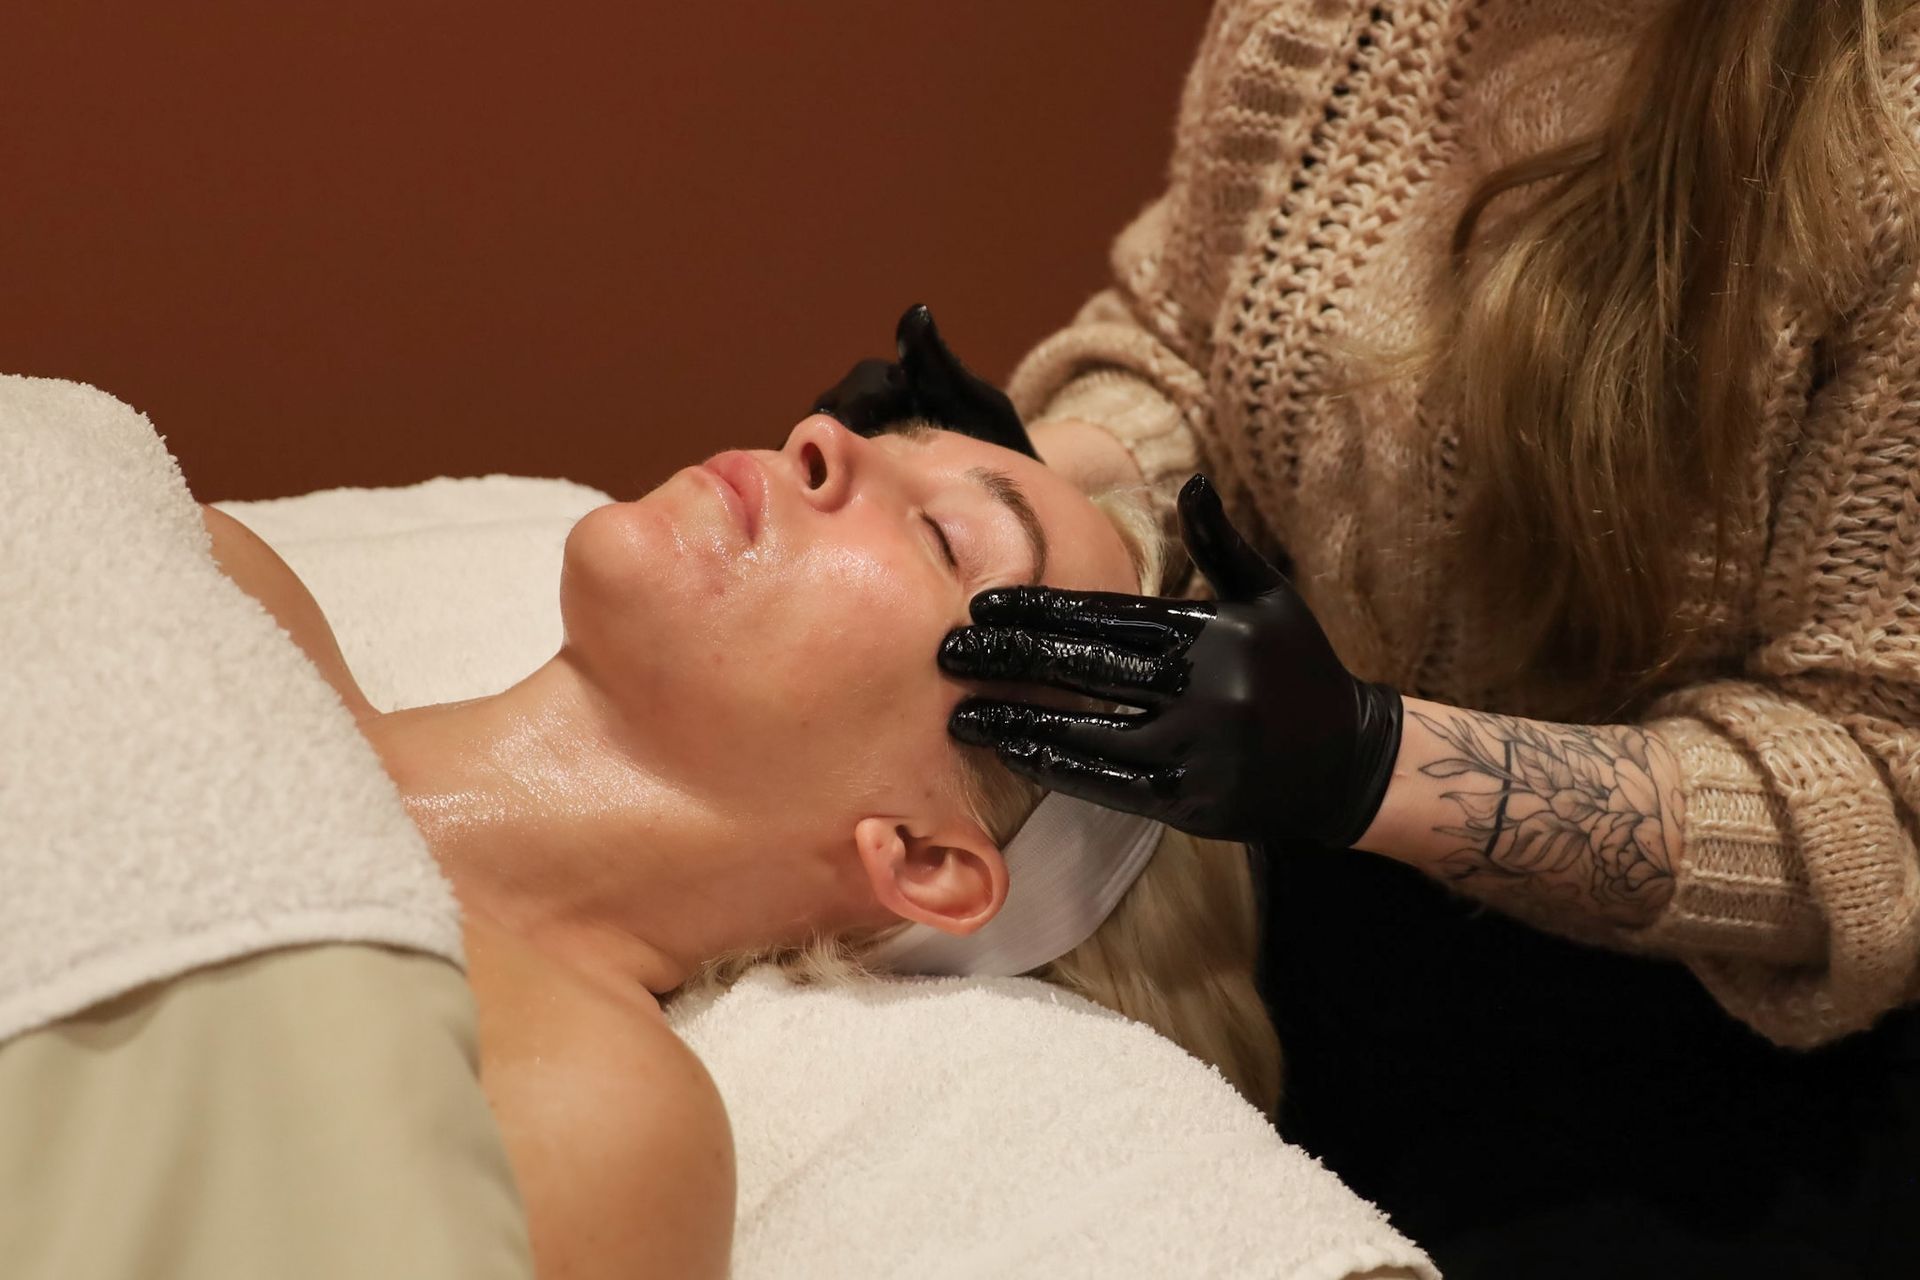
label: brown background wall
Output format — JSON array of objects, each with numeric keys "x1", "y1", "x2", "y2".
[{"x1": 1, "y1": 3, "x2": 1210, "y2": 505}]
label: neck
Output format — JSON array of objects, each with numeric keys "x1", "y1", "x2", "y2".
[{"x1": 360, "y1": 652, "x2": 867, "y2": 996}]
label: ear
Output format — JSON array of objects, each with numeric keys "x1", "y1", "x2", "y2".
[{"x1": 853, "y1": 815, "x2": 1008, "y2": 937}]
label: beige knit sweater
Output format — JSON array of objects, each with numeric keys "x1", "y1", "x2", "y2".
[{"x1": 1008, "y1": 0, "x2": 1920, "y2": 1049}]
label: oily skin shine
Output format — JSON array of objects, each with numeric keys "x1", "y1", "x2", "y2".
[{"x1": 357, "y1": 414, "x2": 1137, "y2": 1011}]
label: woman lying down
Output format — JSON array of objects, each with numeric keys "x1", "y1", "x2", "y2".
[{"x1": 201, "y1": 410, "x2": 1280, "y2": 1279}]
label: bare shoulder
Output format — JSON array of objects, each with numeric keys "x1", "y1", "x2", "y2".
[
  {"x1": 465, "y1": 919, "x2": 735, "y2": 1280},
  {"x1": 197, "y1": 504, "x2": 378, "y2": 724}
]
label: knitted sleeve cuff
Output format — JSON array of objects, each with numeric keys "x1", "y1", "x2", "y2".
[
  {"x1": 1623, "y1": 679, "x2": 1920, "y2": 1048},
  {"x1": 1627, "y1": 712, "x2": 1827, "y2": 962}
]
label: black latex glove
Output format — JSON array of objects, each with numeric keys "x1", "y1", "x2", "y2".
[
  {"x1": 940, "y1": 474, "x2": 1405, "y2": 848},
  {"x1": 810, "y1": 303, "x2": 1040, "y2": 460}
]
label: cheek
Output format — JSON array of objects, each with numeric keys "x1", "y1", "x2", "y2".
[
  {"x1": 745, "y1": 539, "x2": 965, "y2": 796},
  {"x1": 560, "y1": 505, "x2": 733, "y2": 674},
  {"x1": 562, "y1": 502, "x2": 964, "y2": 809},
  {"x1": 767, "y1": 538, "x2": 944, "y2": 711}
]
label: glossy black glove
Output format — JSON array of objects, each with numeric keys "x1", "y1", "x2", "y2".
[
  {"x1": 810, "y1": 303, "x2": 1039, "y2": 460},
  {"x1": 940, "y1": 474, "x2": 1405, "y2": 848}
]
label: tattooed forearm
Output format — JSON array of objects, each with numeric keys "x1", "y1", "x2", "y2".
[{"x1": 1402, "y1": 705, "x2": 1681, "y2": 927}]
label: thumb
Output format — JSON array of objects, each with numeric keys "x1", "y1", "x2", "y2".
[
  {"x1": 894, "y1": 304, "x2": 1040, "y2": 461},
  {"x1": 895, "y1": 304, "x2": 968, "y2": 410},
  {"x1": 1177, "y1": 474, "x2": 1285, "y2": 600}
]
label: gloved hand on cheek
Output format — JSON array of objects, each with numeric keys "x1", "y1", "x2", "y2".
[{"x1": 940, "y1": 474, "x2": 1404, "y2": 849}]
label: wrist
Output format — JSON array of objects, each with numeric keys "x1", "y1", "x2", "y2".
[
  {"x1": 1349, "y1": 694, "x2": 1435, "y2": 857},
  {"x1": 1344, "y1": 679, "x2": 1405, "y2": 852},
  {"x1": 1342, "y1": 697, "x2": 1686, "y2": 932},
  {"x1": 1320, "y1": 680, "x2": 1404, "y2": 850},
  {"x1": 1029, "y1": 417, "x2": 1147, "y2": 493}
]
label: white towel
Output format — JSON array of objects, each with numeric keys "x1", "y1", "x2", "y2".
[
  {"x1": 223, "y1": 454, "x2": 1440, "y2": 1279},
  {"x1": 669, "y1": 970, "x2": 1439, "y2": 1280},
  {"x1": 211, "y1": 472, "x2": 611, "y2": 714},
  {"x1": 0, "y1": 375, "x2": 462, "y2": 1046}
]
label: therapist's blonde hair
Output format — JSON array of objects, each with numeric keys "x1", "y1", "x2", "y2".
[
  {"x1": 675, "y1": 483, "x2": 1284, "y2": 1121},
  {"x1": 1376, "y1": 0, "x2": 1920, "y2": 721}
]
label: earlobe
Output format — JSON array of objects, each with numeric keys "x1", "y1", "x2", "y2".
[{"x1": 853, "y1": 816, "x2": 1008, "y2": 937}]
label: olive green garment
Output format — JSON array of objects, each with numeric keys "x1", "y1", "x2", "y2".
[{"x1": 0, "y1": 944, "x2": 534, "y2": 1280}]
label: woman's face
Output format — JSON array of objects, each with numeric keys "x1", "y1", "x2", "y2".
[{"x1": 558, "y1": 413, "x2": 1136, "y2": 862}]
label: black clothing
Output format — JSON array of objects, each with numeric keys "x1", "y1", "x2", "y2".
[{"x1": 1252, "y1": 839, "x2": 1920, "y2": 1280}]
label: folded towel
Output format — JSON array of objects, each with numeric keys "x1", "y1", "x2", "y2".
[
  {"x1": 229, "y1": 466, "x2": 1440, "y2": 1279},
  {"x1": 0, "y1": 375, "x2": 462, "y2": 1046},
  {"x1": 669, "y1": 970, "x2": 1439, "y2": 1280}
]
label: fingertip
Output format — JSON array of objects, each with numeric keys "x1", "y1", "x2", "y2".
[
  {"x1": 1177, "y1": 473, "x2": 1218, "y2": 514},
  {"x1": 948, "y1": 701, "x2": 997, "y2": 747},
  {"x1": 900, "y1": 305, "x2": 961, "y2": 381},
  {"x1": 1176, "y1": 474, "x2": 1228, "y2": 546},
  {"x1": 994, "y1": 739, "x2": 1050, "y2": 786},
  {"x1": 968, "y1": 586, "x2": 1024, "y2": 621},
  {"x1": 897, "y1": 303, "x2": 934, "y2": 348},
  {"x1": 937, "y1": 627, "x2": 981, "y2": 673},
  {"x1": 955, "y1": 698, "x2": 1055, "y2": 743}
]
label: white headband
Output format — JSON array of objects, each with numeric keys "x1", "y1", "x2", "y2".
[{"x1": 862, "y1": 791, "x2": 1166, "y2": 979}]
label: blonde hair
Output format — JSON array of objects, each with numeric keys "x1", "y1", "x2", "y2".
[
  {"x1": 672, "y1": 478, "x2": 1283, "y2": 1121},
  {"x1": 1354, "y1": 0, "x2": 1920, "y2": 721}
]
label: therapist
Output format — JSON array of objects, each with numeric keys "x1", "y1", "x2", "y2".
[{"x1": 816, "y1": 1, "x2": 1920, "y2": 1274}]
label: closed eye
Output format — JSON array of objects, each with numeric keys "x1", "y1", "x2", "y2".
[{"x1": 923, "y1": 515, "x2": 960, "y2": 573}]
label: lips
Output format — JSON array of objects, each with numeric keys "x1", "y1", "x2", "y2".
[{"x1": 701, "y1": 451, "x2": 767, "y2": 542}]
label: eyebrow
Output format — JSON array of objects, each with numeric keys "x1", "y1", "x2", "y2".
[
  {"x1": 966, "y1": 466, "x2": 1049, "y2": 587},
  {"x1": 884, "y1": 421, "x2": 1050, "y2": 585}
]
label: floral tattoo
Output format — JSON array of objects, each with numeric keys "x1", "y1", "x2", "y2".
[{"x1": 1410, "y1": 707, "x2": 1677, "y2": 923}]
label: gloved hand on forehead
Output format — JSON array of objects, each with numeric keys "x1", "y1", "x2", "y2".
[
  {"x1": 939, "y1": 474, "x2": 1405, "y2": 849},
  {"x1": 810, "y1": 304, "x2": 1040, "y2": 460}
]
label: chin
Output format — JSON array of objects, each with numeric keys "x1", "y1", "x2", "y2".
[
  {"x1": 557, "y1": 506, "x2": 770, "y2": 714},
  {"x1": 568, "y1": 497, "x2": 728, "y2": 605},
  {"x1": 559, "y1": 504, "x2": 649, "y2": 612}
]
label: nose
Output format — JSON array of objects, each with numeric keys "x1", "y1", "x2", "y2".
[{"x1": 781, "y1": 413, "x2": 866, "y2": 512}]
